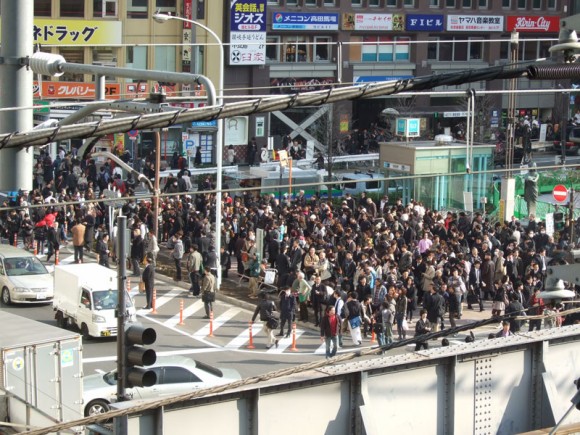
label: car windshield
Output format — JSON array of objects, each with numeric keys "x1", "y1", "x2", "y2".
[
  {"x1": 4, "y1": 257, "x2": 48, "y2": 276},
  {"x1": 103, "y1": 370, "x2": 117, "y2": 386},
  {"x1": 92, "y1": 290, "x2": 133, "y2": 310}
]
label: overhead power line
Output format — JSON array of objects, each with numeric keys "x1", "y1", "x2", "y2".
[{"x1": 2, "y1": 62, "x2": 579, "y2": 150}]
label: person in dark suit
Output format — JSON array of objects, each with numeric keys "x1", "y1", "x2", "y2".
[
  {"x1": 142, "y1": 254, "x2": 155, "y2": 309},
  {"x1": 468, "y1": 259, "x2": 484, "y2": 311}
]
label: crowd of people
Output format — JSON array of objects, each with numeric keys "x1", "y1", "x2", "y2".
[{"x1": 1, "y1": 147, "x2": 579, "y2": 352}]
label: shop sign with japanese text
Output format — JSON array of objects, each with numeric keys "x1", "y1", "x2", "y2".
[
  {"x1": 231, "y1": 0, "x2": 266, "y2": 32},
  {"x1": 405, "y1": 14, "x2": 444, "y2": 32},
  {"x1": 346, "y1": 13, "x2": 405, "y2": 32},
  {"x1": 230, "y1": 0, "x2": 267, "y2": 65},
  {"x1": 270, "y1": 77, "x2": 334, "y2": 94},
  {"x1": 447, "y1": 15, "x2": 503, "y2": 32},
  {"x1": 272, "y1": 12, "x2": 339, "y2": 31},
  {"x1": 506, "y1": 15, "x2": 559, "y2": 33},
  {"x1": 33, "y1": 81, "x2": 121, "y2": 100},
  {"x1": 3, "y1": 19, "x2": 124, "y2": 45}
]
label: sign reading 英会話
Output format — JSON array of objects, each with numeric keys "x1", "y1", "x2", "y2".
[{"x1": 230, "y1": 0, "x2": 267, "y2": 66}]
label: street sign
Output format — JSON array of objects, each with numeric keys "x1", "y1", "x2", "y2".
[
  {"x1": 553, "y1": 184, "x2": 568, "y2": 203},
  {"x1": 128, "y1": 130, "x2": 139, "y2": 139}
]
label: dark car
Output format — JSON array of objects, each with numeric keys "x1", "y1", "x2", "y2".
[{"x1": 553, "y1": 127, "x2": 580, "y2": 155}]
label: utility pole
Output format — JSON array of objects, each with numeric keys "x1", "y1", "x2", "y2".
[
  {"x1": 115, "y1": 215, "x2": 129, "y2": 434},
  {"x1": 0, "y1": 0, "x2": 34, "y2": 192}
]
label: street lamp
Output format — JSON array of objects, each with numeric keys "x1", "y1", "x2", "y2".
[{"x1": 153, "y1": 12, "x2": 224, "y2": 289}]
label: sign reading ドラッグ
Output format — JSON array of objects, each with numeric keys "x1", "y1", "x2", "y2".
[{"x1": 230, "y1": 0, "x2": 267, "y2": 66}]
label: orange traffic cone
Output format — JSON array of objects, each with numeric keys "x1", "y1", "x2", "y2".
[
  {"x1": 290, "y1": 322, "x2": 298, "y2": 351},
  {"x1": 33, "y1": 240, "x2": 38, "y2": 256},
  {"x1": 247, "y1": 321, "x2": 255, "y2": 349},
  {"x1": 178, "y1": 300, "x2": 185, "y2": 326},
  {"x1": 151, "y1": 288, "x2": 157, "y2": 314},
  {"x1": 55, "y1": 251, "x2": 60, "y2": 265}
]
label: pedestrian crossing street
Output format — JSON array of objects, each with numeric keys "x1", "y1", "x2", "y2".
[{"x1": 131, "y1": 286, "x2": 323, "y2": 355}]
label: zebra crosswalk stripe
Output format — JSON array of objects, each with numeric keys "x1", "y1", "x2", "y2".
[
  {"x1": 164, "y1": 300, "x2": 205, "y2": 328},
  {"x1": 192, "y1": 308, "x2": 241, "y2": 339},
  {"x1": 266, "y1": 329, "x2": 306, "y2": 354},
  {"x1": 225, "y1": 324, "x2": 263, "y2": 349}
]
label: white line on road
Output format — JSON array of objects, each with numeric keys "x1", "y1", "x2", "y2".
[
  {"x1": 266, "y1": 329, "x2": 306, "y2": 354},
  {"x1": 164, "y1": 300, "x2": 205, "y2": 328},
  {"x1": 314, "y1": 342, "x2": 327, "y2": 355},
  {"x1": 153, "y1": 288, "x2": 187, "y2": 309},
  {"x1": 225, "y1": 324, "x2": 263, "y2": 350},
  {"x1": 192, "y1": 308, "x2": 241, "y2": 339}
]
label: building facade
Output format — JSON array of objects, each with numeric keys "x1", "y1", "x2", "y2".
[{"x1": 22, "y1": 0, "x2": 571, "y2": 164}]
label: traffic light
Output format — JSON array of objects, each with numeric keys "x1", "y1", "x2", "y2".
[
  {"x1": 125, "y1": 323, "x2": 157, "y2": 388},
  {"x1": 554, "y1": 212, "x2": 565, "y2": 231}
]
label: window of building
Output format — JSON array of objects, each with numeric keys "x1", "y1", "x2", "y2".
[
  {"x1": 502, "y1": 0, "x2": 510, "y2": 8},
  {"x1": 93, "y1": 0, "x2": 117, "y2": 17},
  {"x1": 445, "y1": 0, "x2": 456, "y2": 7},
  {"x1": 532, "y1": 0, "x2": 541, "y2": 9},
  {"x1": 34, "y1": 0, "x2": 51, "y2": 16},
  {"x1": 127, "y1": 0, "x2": 147, "y2": 18},
  {"x1": 286, "y1": 0, "x2": 298, "y2": 5},
  {"x1": 155, "y1": 46, "x2": 176, "y2": 72},
  {"x1": 305, "y1": 0, "x2": 317, "y2": 5},
  {"x1": 430, "y1": 0, "x2": 440, "y2": 5},
  {"x1": 403, "y1": 0, "x2": 415, "y2": 7},
  {"x1": 92, "y1": 48, "x2": 117, "y2": 81},
  {"x1": 126, "y1": 46, "x2": 148, "y2": 74},
  {"x1": 284, "y1": 36, "x2": 309, "y2": 62},
  {"x1": 427, "y1": 37, "x2": 483, "y2": 61},
  {"x1": 351, "y1": 0, "x2": 362, "y2": 6},
  {"x1": 369, "y1": 0, "x2": 380, "y2": 6},
  {"x1": 547, "y1": 0, "x2": 557, "y2": 9},
  {"x1": 386, "y1": 0, "x2": 397, "y2": 6},
  {"x1": 314, "y1": 36, "x2": 331, "y2": 62},
  {"x1": 517, "y1": 0, "x2": 526, "y2": 9},
  {"x1": 156, "y1": 0, "x2": 176, "y2": 14},
  {"x1": 360, "y1": 36, "x2": 410, "y2": 62},
  {"x1": 267, "y1": 0, "x2": 279, "y2": 4},
  {"x1": 510, "y1": 38, "x2": 551, "y2": 61},
  {"x1": 60, "y1": 0, "x2": 84, "y2": 17},
  {"x1": 323, "y1": 0, "x2": 335, "y2": 5},
  {"x1": 266, "y1": 36, "x2": 281, "y2": 62},
  {"x1": 478, "y1": 0, "x2": 488, "y2": 8},
  {"x1": 58, "y1": 48, "x2": 85, "y2": 81},
  {"x1": 462, "y1": 0, "x2": 472, "y2": 7}
]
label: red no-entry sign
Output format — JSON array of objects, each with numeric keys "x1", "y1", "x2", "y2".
[{"x1": 553, "y1": 184, "x2": 568, "y2": 203}]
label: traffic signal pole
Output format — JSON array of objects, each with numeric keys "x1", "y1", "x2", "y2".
[
  {"x1": 0, "y1": 0, "x2": 33, "y2": 192},
  {"x1": 116, "y1": 215, "x2": 129, "y2": 434}
]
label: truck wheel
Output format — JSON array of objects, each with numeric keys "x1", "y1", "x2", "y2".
[
  {"x1": 80, "y1": 323, "x2": 91, "y2": 340},
  {"x1": 1, "y1": 287, "x2": 11, "y2": 306},
  {"x1": 55, "y1": 312, "x2": 66, "y2": 329},
  {"x1": 85, "y1": 399, "x2": 110, "y2": 417}
]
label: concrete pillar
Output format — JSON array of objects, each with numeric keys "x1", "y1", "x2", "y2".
[{"x1": 0, "y1": 0, "x2": 34, "y2": 191}]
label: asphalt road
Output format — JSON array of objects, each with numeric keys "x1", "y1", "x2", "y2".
[{"x1": 1, "y1": 241, "x2": 508, "y2": 383}]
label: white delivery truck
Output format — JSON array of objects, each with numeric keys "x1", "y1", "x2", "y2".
[{"x1": 53, "y1": 263, "x2": 136, "y2": 338}]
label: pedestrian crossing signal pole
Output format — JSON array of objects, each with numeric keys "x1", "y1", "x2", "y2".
[{"x1": 115, "y1": 215, "x2": 129, "y2": 434}]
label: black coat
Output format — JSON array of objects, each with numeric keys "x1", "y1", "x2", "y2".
[
  {"x1": 130, "y1": 236, "x2": 144, "y2": 260},
  {"x1": 142, "y1": 264, "x2": 155, "y2": 292}
]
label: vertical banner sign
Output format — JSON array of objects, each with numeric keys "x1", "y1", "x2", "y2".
[
  {"x1": 230, "y1": 0, "x2": 267, "y2": 66},
  {"x1": 182, "y1": 0, "x2": 193, "y2": 71}
]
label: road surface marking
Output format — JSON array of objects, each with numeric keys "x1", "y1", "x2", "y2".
[
  {"x1": 225, "y1": 324, "x2": 263, "y2": 349},
  {"x1": 164, "y1": 300, "x2": 204, "y2": 328},
  {"x1": 192, "y1": 308, "x2": 241, "y2": 338},
  {"x1": 266, "y1": 329, "x2": 306, "y2": 354},
  {"x1": 154, "y1": 288, "x2": 186, "y2": 309}
]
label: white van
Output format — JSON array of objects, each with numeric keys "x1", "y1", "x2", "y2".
[{"x1": 53, "y1": 264, "x2": 136, "y2": 338}]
